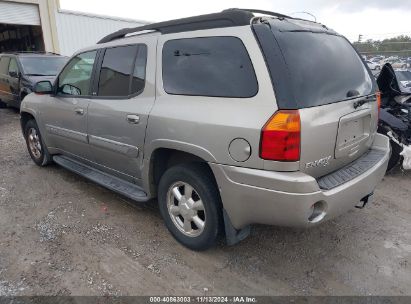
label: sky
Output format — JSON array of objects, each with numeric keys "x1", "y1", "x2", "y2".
[{"x1": 59, "y1": 0, "x2": 411, "y2": 42}]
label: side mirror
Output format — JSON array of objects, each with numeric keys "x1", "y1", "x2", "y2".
[
  {"x1": 34, "y1": 81, "x2": 53, "y2": 94},
  {"x1": 61, "y1": 84, "x2": 81, "y2": 96}
]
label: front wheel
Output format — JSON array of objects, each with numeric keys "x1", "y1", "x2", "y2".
[
  {"x1": 24, "y1": 120, "x2": 52, "y2": 166},
  {"x1": 158, "y1": 163, "x2": 223, "y2": 251}
]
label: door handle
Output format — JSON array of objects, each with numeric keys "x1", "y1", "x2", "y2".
[
  {"x1": 126, "y1": 114, "x2": 140, "y2": 124},
  {"x1": 74, "y1": 108, "x2": 84, "y2": 115}
]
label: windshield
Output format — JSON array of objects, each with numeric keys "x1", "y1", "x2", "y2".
[
  {"x1": 274, "y1": 32, "x2": 374, "y2": 108},
  {"x1": 20, "y1": 57, "x2": 67, "y2": 76}
]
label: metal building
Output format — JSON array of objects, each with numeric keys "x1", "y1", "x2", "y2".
[{"x1": 0, "y1": 0, "x2": 147, "y2": 56}]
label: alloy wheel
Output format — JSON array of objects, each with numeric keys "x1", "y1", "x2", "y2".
[
  {"x1": 166, "y1": 181, "x2": 206, "y2": 237},
  {"x1": 27, "y1": 128, "x2": 42, "y2": 159}
]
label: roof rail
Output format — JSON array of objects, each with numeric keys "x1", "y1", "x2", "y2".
[
  {"x1": 223, "y1": 8, "x2": 293, "y2": 20},
  {"x1": 98, "y1": 9, "x2": 255, "y2": 44},
  {"x1": 97, "y1": 8, "x2": 296, "y2": 44}
]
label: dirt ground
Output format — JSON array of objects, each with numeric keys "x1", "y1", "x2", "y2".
[{"x1": 0, "y1": 107, "x2": 410, "y2": 296}]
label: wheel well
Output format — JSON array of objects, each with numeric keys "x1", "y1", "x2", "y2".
[
  {"x1": 149, "y1": 148, "x2": 216, "y2": 195},
  {"x1": 20, "y1": 112, "x2": 35, "y2": 133}
]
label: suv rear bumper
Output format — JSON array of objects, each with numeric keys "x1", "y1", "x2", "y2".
[{"x1": 210, "y1": 134, "x2": 390, "y2": 230}]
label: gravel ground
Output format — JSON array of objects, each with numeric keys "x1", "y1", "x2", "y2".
[{"x1": 0, "y1": 107, "x2": 410, "y2": 296}]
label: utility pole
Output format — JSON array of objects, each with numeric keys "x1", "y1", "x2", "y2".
[{"x1": 358, "y1": 34, "x2": 363, "y2": 43}]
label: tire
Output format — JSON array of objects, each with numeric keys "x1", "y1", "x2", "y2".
[
  {"x1": 24, "y1": 119, "x2": 52, "y2": 166},
  {"x1": 158, "y1": 163, "x2": 223, "y2": 251}
]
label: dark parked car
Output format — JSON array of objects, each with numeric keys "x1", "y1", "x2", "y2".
[
  {"x1": 0, "y1": 52, "x2": 67, "y2": 109},
  {"x1": 377, "y1": 65, "x2": 411, "y2": 170}
]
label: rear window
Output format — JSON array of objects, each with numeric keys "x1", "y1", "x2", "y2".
[
  {"x1": 97, "y1": 44, "x2": 147, "y2": 97},
  {"x1": 277, "y1": 32, "x2": 373, "y2": 108},
  {"x1": 162, "y1": 36, "x2": 258, "y2": 98},
  {"x1": 98, "y1": 45, "x2": 138, "y2": 97}
]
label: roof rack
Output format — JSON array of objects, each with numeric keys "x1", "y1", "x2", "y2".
[
  {"x1": 225, "y1": 8, "x2": 292, "y2": 19},
  {"x1": 98, "y1": 8, "x2": 292, "y2": 44}
]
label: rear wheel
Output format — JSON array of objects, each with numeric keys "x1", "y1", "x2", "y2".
[
  {"x1": 158, "y1": 163, "x2": 223, "y2": 251},
  {"x1": 24, "y1": 120, "x2": 52, "y2": 166}
]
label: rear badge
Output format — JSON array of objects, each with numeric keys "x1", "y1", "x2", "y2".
[{"x1": 306, "y1": 156, "x2": 332, "y2": 169}]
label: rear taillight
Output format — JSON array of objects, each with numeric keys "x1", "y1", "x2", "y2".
[
  {"x1": 260, "y1": 110, "x2": 301, "y2": 162},
  {"x1": 376, "y1": 91, "x2": 381, "y2": 119}
]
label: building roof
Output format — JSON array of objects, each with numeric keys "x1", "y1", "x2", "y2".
[
  {"x1": 58, "y1": 9, "x2": 149, "y2": 25},
  {"x1": 98, "y1": 8, "x2": 293, "y2": 44}
]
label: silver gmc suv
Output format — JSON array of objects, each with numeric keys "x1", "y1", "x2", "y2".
[{"x1": 20, "y1": 9, "x2": 390, "y2": 250}]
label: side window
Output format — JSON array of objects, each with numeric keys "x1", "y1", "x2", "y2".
[
  {"x1": 97, "y1": 44, "x2": 147, "y2": 97},
  {"x1": 8, "y1": 58, "x2": 19, "y2": 76},
  {"x1": 58, "y1": 51, "x2": 97, "y2": 96},
  {"x1": 131, "y1": 45, "x2": 147, "y2": 95},
  {"x1": 162, "y1": 36, "x2": 258, "y2": 98},
  {"x1": 0, "y1": 57, "x2": 11, "y2": 75}
]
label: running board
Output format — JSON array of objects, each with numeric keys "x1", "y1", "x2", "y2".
[{"x1": 53, "y1": 155, "x2": 149, "y2": 202}]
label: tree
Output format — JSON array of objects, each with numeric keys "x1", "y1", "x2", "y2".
[{"x1": 353, "y1": 35, "x2": 411, "y2": 57}]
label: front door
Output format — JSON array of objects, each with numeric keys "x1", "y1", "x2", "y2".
[
  {"x1": 87, "y1": 39, "x2": 154, "y2": 182},
  {"x1": 41, "y1": 50, "x2": 97, "y2": 161}
]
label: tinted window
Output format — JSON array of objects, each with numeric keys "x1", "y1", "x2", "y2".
[
  {"x1": 131, "y1": 45, "x2": 147, "y2": 95},
  {"x1": 98, "y1": 45, "x2": 137, "y2": 97},
  {"x1": 58, "y1": 51, "x2": 97, "y2": 96},
  {"x1": 0, "y1": 57, "x2": 10, "y2": 75},
  {"x1": 274, "y1": 32, "x2": 373, "y2": 108},
  {"x1": 162, "y1": 37, "x2": 258, "y2": 98},
  {"x1": 8, "y1": 58, "x2": 19, "y2": 75},
  {"x1": 19, "y1": 57, "x2": 67, "y2": 76}
]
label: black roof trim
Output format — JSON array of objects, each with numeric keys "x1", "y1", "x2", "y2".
[
  {"x1": 98, "y1": 9, "x2": 260, "y2": 44},
  {"x1": 230, "y1": 8, "x2": 292, "y2": 19}
]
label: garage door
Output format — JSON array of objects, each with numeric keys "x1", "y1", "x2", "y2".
[{"x1": 0, "y1": 2, "x2": 41, "y2": 26}]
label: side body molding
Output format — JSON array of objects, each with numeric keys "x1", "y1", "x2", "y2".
[
  {"x1": 45, "y1": 124, "x2": 88, "y2": 144},
  {"x1": 89, "y1": 135, "x2": 139, "y2": 158},
  {"x1": 46, "y1": 124, "x2": 140, "y2": 158}
]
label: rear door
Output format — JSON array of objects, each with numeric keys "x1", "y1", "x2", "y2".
[
  {"x1": 254, "y1": 19, "x2": 378, "y2": 178},
  {"x1": 87, "y1": 37, "x2": 155, "y2": 182}
]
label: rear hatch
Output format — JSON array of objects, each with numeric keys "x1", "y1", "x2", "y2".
[{"x1": 253, "y1": 18, "x2": 378, "y2": 178}]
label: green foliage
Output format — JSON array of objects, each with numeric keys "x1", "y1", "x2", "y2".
[{"x1": 353, "y1": 35, "x2": 411, "y2": 57}]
